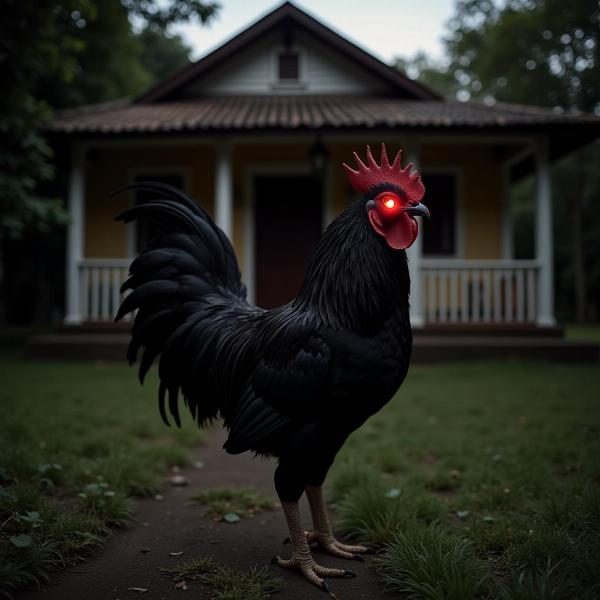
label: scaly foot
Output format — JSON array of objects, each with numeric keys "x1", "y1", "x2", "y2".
[
  {"x1": 271, "y1": 553, "x2": 355, "y2": 598},
  {"x1": 305, "y1": 530, "x2": 372, "y2": 561}
]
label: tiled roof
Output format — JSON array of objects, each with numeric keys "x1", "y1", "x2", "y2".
[{"x1": 48, "y1": 96, "x2": 600, "y2": 134}]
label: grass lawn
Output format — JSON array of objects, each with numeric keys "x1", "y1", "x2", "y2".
[
  {"x1": 565, "y1": 323, "x2": 600, "y2": 345},
  {"x1": 0, "y1": 353, "x2": 202, "y2": 597},
  {"x1": 330, "y1": 361, "x2": 600, "y2": 599}
]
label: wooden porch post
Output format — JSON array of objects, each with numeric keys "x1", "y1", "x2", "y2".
[
  {"x1": 64, "y1": 143, "x2": 85, "y2": 324},
  {"x1": 534, "y1": 136, "x2": 555, "y2": 326},
  {"x1": 215, "y1": 142, "x2": 233, "y2": 239},
  {"x1": 405, "y1": 141, "x2": 424, "y2": 327}
]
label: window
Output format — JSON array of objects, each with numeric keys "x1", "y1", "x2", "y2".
[
  {"x1": 278, "y1": 51, "x2": 299, "y2": 81},
  {"x1": 421, "y1": 173, "x2": 457, "y2": 256},
  {"x1": 134, "y1": 173, "x2": 184, "y2": 253}
]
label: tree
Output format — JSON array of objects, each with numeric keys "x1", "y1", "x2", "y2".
[
  {"x1": 0, "y1": 0, "x2": 219, "y2": 323},
  {"x1": 395, "y1": 0, "x2": 600, "y2": 322}
]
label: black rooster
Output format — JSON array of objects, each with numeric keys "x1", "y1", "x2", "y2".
[{"x1": 115, "y1": 144, "x2": 429, "y2": 595}]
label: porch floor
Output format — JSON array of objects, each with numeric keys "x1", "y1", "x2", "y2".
[{"x1": 26, "y1": 323, "x2": 599, "y2": 363}]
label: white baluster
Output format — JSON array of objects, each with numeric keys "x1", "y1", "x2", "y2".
[
  {"x1": 504, "y1": 269, "x2": 513, "y2": 322},
  {"x1": 81, "y1": 266, "x2": 89, "y2": 322},
  {"x1": 527, "y1": 268, "x2": 536, "y2": 323},
  {"x1": 472, "y1": 269, "x2": 480, "y2": 323},
  {"x1": 101, "y1": 268, "x2": 110, "y2": 320},
  {"x1": 438, "y1": 270, "x2": 447, "y2": 323},
  {"x1": 482, "y1": 269, "x2": 491, "y2": 323},
  {"x1": 91, "y1": 267, "x2": 100, "y2": 320},
  {"x1": 493, "y1": 270, "x2": 502, "y2": 322},
  {"x1": 449, "y1": 270, "x2": 458, "y2": 323}
]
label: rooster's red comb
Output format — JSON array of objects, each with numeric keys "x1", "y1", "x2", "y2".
[{"x1": 343, "y1": 143, "x2": 425, "y2": 203}]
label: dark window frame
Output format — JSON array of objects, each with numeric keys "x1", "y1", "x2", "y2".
[
  {"x1": 420, "y1": 170, "x2": 460, "y2": 258},
  {"x1": 277, "y1": 50, "x2": 301, "y2": 82}
]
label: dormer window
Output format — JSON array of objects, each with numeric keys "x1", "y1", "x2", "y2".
[{"x1": 278, "y1": 51, "x2": 299, "y2": 81}]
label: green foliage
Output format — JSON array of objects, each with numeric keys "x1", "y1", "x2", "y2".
[
  {"x1": 0, "y1": 1, "x2": 213, "y2": 324},
  {"x1": 0, "y1": 355, "x2": 202, "y2": 596},
  {"x1": 158, "y1": 556, "x2": 286, "y2": 600},
  {"x1": 374, "y1": 524, "x2": 490, "y2": 600},
  {"x1": 191, "y1": 487, "x2": 275, "y2": 520},
  {"x1": 329, "y1": 362, "x2": 600, "y2": 599},
  {"x1": 122, "y1": 0, "x2": 219, "y2": 29},
  {"x1": 398, "y1": 0, "x2": 600, "y2": 112}
]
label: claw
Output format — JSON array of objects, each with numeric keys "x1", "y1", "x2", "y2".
[
  {"x1": 282, "y1": 537, "x2": 290, "y2": 544},
  {"x1": 321, "y1": 580, "x2": 337, "y2": 598},
  {"x1": 363, "y1": 545, "x2": 377, "y2": 554},
  {"x1": 271, "y1": 556, "x2": 280, "y2": 565},
  {"x1": 343, "y1": 570, "x2": 356, "y2": 578},
  {"x1": 352, "y1": 553, "x2": 365, "y2": 562}
]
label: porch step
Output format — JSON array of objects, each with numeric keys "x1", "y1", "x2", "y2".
[
  {"x1": 413, "y1": 336, "x2": 599, "y2": 363},
  {"x1": 26, "y1": 332, "x2": 599, "y2": 363}
]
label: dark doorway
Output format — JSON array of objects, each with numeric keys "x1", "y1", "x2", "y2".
[{"x1": 254, "y1": 175, "x2": 322, "y2": 309}]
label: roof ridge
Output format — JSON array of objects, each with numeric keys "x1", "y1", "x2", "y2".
[{"x1": 135, "y1": 1, "x2": 440, "y2": 103}]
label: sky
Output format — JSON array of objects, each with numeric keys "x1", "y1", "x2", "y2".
[{"x1": 172, "y1": 0, "x2": 456, "y2": 65}]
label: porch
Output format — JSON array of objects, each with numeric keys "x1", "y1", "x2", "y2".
[
  {"x1": 61, "y1": 135, "x2": 557, "y2": 329},
  {"x1": 71, "y1": 257, "x2": 545, "y2": 327}
]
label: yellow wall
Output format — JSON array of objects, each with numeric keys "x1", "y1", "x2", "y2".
[
  {"x1": 84, "y1": 145, "x2": 214, "y2": 258},
  {"x1": 83, "y1": 140, "x2": 505, "y2": 262},
  {"x1": 421, "y1": 144, "x2": 504, "y2": 259}
]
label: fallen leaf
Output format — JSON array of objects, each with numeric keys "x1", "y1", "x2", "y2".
[
  {"x1": 222, "y1": 512, "x2": 241, "y2": 523},
  {"x1": 170, "y1": 551, "x2": 184, "y2": 556},
  {"x1": 10, "y1": 534, "x2": 33, "y2": 548},
  {"x1": 127, "y1": 588, "x2": 149, "y2": 593},
  {"x1": 175, "y1": 581, "x2": 188, "y2": 591},
  {"x1": 456, "y1": 510, "x2": 470, "y2": 520},
  {"x1": 170, "y1": 475, "x2": 188, "y2": 487},
  {"x1": 385, "y1": 488, "x2": 401, "y2": 498},
  {"x1": 483, "y1": 516, "x2": 495, "y2": 523},
  {"x1": 193, "y1": 461, "x2": 205, "y2": 470},
  {"x1": 154, "y1": 494, "x2": 164, "y2": 501}
]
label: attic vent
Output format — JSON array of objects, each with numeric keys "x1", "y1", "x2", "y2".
[{"x1": 278, "y1": 51, "x2": 299, "y2": 81}]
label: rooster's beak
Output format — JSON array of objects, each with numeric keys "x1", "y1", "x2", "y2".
[{"x1": 405, "y1": 202, "x2": 430, "y2": 219}]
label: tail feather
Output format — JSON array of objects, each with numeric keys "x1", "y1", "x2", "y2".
[{"x1": 114, "y1": 182, "x2": 249, "y2": 426}]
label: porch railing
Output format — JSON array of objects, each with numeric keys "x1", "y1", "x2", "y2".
[
  {"x1": 420, "y1": 259, "x2": 541, "y2": 325},
  {"x1": 76, "y1": 258, "x2": 541, "y2": 325},
  {"x1": 78, "y1": 259, "x2": 132, "y2": 321}
]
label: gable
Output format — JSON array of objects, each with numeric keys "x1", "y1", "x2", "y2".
[
  {"x1": 181, "y1": 28, "x2": 395, "y2": 97},
  {"x1": 138, "y1": 2, "x2": 438, "y2": 102}
]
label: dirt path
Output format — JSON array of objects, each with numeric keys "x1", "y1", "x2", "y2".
[{"x1": 18, "y1": 428, "x2": 389, "y2": 600}]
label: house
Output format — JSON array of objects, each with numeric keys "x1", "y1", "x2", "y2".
[{"x1": 42, "y1": 1, "x2": 600, "y2": 360}]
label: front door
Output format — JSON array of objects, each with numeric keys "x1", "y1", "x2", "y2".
[{"x1": 254, "y1": 175, "x2": 322, "y2": 309}]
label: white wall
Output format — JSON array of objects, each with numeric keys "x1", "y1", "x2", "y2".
[{"x1": 182, "y1": 30, "x2": 393, "y2": 96}]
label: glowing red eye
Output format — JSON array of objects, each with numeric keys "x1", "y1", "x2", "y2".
[{"x1": 383, "y1": 197, "x2": 396, "y2": 209}]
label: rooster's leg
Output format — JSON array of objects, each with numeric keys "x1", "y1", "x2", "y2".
[
  {"x1": 272, "y1": 499, "x2": 355, "y2": 596},
  {"x1": 304, "y1": 484, "x2": 371, "y2": 560}
]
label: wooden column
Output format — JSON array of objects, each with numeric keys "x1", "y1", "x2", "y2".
[
  {"x1": 215, "y1": 142, "x2": 233, "y2": 239},
  {"x1": 534, "y1": 136, "x2": 555, "y2": 326},
  {"x1": 404, "y1": 140, "x2": 424, "y2": 327},
  {"x1": 64, "y1": 143, "x2": 85, "y2": 324}
]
